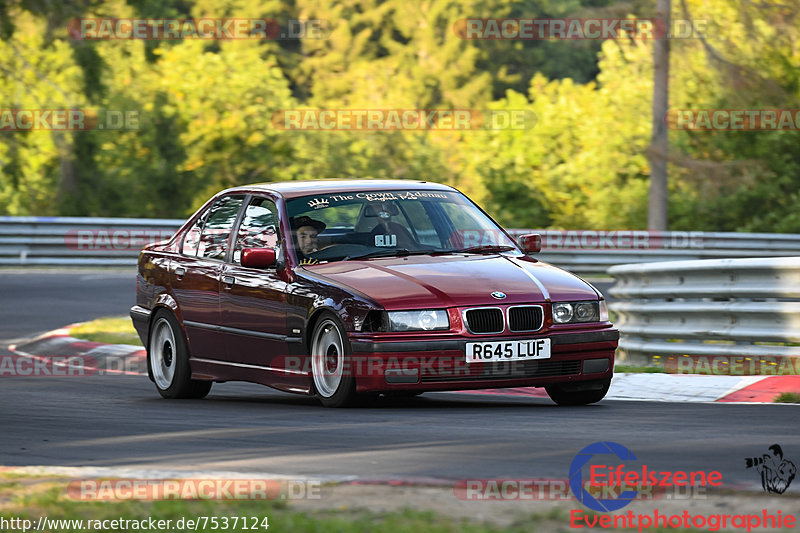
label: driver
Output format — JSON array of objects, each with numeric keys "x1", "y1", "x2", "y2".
[{"x1": 290, "y1": 215, "x2": 326, "y2": 263}]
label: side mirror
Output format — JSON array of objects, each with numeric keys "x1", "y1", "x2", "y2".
[
  {"x1": 242, "y1": 248, "x2": 276, "y2": 269},
  {"x1": 518, "y1": 233, "x2": 542, "y2": 254}
]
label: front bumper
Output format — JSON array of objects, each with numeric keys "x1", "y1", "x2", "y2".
[{"x1": 348, "y1": 329, "x2": 619, "y2": 393}]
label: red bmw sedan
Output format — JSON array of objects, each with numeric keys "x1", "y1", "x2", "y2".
[{"x1": 131, "y1": 180, "x2": 618, "y2": 407}]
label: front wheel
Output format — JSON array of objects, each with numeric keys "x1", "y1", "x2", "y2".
[
  {"x1": 545, "y1": 378, "x2": 610, "y2": 406},
  {"x1": 148, "y1": 309, "x2": 212, "y2": 399},
  {"x1": 310, "y1": 313, "x2": 361, "y2": 407}
]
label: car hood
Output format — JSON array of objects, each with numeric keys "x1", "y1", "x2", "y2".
[{"x1": 303, "y1": 254, "x2": 600, "y2": 308}]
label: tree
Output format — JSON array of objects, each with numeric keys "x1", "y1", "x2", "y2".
[{"x1": 647, "y1": 0, "x2": 669, "y2": 230}]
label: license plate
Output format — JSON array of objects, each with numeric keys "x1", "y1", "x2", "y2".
[{"x1": 466, "y1": 338, "x2": 551, "y2": 363}]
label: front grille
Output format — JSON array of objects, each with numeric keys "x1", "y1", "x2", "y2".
[
  {"x1": 508, "y1": 306, "x2": 543, "y2": 332},
  {"x1": 464, "y1": 308, "x2": 504, "y2": 334},
  {"x1": 421, "y1": 359, "x2": 581, "y2": 382}
]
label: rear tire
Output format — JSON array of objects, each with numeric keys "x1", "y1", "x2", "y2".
[
  {"x1": 545, "y1": 378, "x2": 610, "y2": 406},
  {"x1": 310, "y1": 312, "x2": 361, "y2": 407},
  {"x1": 148, "y1": 309, "x2": 212, "y2": 399}
]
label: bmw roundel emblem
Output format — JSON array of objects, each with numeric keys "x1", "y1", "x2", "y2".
[{"x1": 491, "y1": 291, "x2": 507, "y2": 299}]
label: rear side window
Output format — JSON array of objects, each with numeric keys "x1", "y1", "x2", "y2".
[
  {"x1": 182, "y1": 214, "x2": 206, "y2": 257},
  {"x1": 182, "y1": 195, "x2": 245, "y2": 259}
]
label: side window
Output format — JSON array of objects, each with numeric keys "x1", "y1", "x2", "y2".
[
  {"x1": 197, "y1": 195, "x2": 245, "y2": 260},
  {"x1": 233, "y1": 197, "x2": 282, "y2": 264},
  {"x1": 182, "y1": 212, "x2": 207, "y2": 257}
]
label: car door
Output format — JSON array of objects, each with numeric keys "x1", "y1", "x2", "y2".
[
  {"x1": 219, "y1": 196, "x2": 291, "y2": 371},
  {"x1": 172, "y1": 194, "x2": 245, "y2": 361}
]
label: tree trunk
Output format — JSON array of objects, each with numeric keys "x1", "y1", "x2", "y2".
[{"x1": 648, "y1": 0, "x2": 670, "y2": 230}]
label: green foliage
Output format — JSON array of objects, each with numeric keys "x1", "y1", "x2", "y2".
[
  {"x1": 774, "y1": 392, "x2": 800, "y2": 403},
  {"x1": 1, "y1": 0, "x2": 799, "y2": 231}
]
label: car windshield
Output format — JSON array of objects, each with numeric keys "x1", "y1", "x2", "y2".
[{"x1": 285, "y1": 189, "x2": 521, "y2": 263}]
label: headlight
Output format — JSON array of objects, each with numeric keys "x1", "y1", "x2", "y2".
[
  {"x1": 387, "y1": 310, "x2": 449, "y2": 331},
  {"x1": 575, "y1": 302, "x2": 598, "y2": 321},
  {"x1": 552, "y1": 303, "x2": 573, "y2": 323},
  {"x1": 552, "y1": 301, "x2": 601, "y2": 324}
]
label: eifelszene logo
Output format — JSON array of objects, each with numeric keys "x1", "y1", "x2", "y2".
[
  {"x1": 570, "y1": 442, "x2": 639, "y2": 512},
  {"x1": 745, "y1": 444, "x2": 796, "y2": 494},
  {"x1": 569, "y1": 441, "x2": 723, "y2": 512}
]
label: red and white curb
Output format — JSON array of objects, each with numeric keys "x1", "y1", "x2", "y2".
[
  {"x1": 457, "y1": 372, "x2": 800, "y2": 403},
  {"x1": 7, "y1": 325, "x2": 146, "y2": 376}
]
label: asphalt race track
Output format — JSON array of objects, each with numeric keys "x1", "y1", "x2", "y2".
[
  {"x1": 0, "y1": 270, "x2": 135, "y2": 345},
  {"x1": 1, "y1": 270, "x2": 798, "y2": 487}
]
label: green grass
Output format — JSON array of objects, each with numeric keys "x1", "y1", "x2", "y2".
[
  {"x1": 0, "y1": 473, "x2": 731, "y2": 533},
  {"x1": 70, "y1": 317, "x2": 142, "y2": 346},
  {"x1": 774, "y1": 392, "x2": 800, "y2": 403},
  {"x1": 614, "y1": 364, "x2": 666, "y2": 374}
]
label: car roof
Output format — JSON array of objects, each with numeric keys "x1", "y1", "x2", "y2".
[{"x1": 223, "y1": 179, "x2": 457, "y2": 199}]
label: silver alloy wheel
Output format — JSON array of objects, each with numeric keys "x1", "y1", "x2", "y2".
[
  {"x1": 311, "y1": 318, "x2": 345, "y2": 398},
  {"x1": 150, "y1": 317, "x2": 177, "y2": 390}
]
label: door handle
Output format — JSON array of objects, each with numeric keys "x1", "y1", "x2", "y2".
[
  {"x1": 222, "y1": 275, "x2": 235, "y2": 288},
  {"x1": 174, "y1": 266, "x2": 186, "y2": 278}
]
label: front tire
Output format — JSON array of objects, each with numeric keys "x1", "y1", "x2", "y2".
[
  {"x1": 148, "y1": 309, "x2": 212, "y2": 399},
  {"x1": 310, "y1": 313, "x2": 360, "y2": 407},
  {"x1": 545, "y1": 377, "x2": 610, "y2": 406}
]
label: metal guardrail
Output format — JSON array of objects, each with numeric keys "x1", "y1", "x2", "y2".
[
  {"x1": 507, "y1": 229, "x2": 800, "y2": 273},
  {"x1": 0, "y1": 216, "x2": 181, "y2": 266},
  {"x1": 3, "y1": 216, "x2": 800, "y2": 271},
  {"x1": 608, "y1": 257, "x2": 800, "y2": 363}
]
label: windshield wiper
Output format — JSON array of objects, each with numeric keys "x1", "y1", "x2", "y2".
[
  {"x1": 343, "y1": 245, "x2": 515, "y2": 261},
  {"x1": 344, "y1": 249, "x2": 441, "y2": 261},
  {"x1": 450, "y1": 245, "x2": 516, "y2": 254}
]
